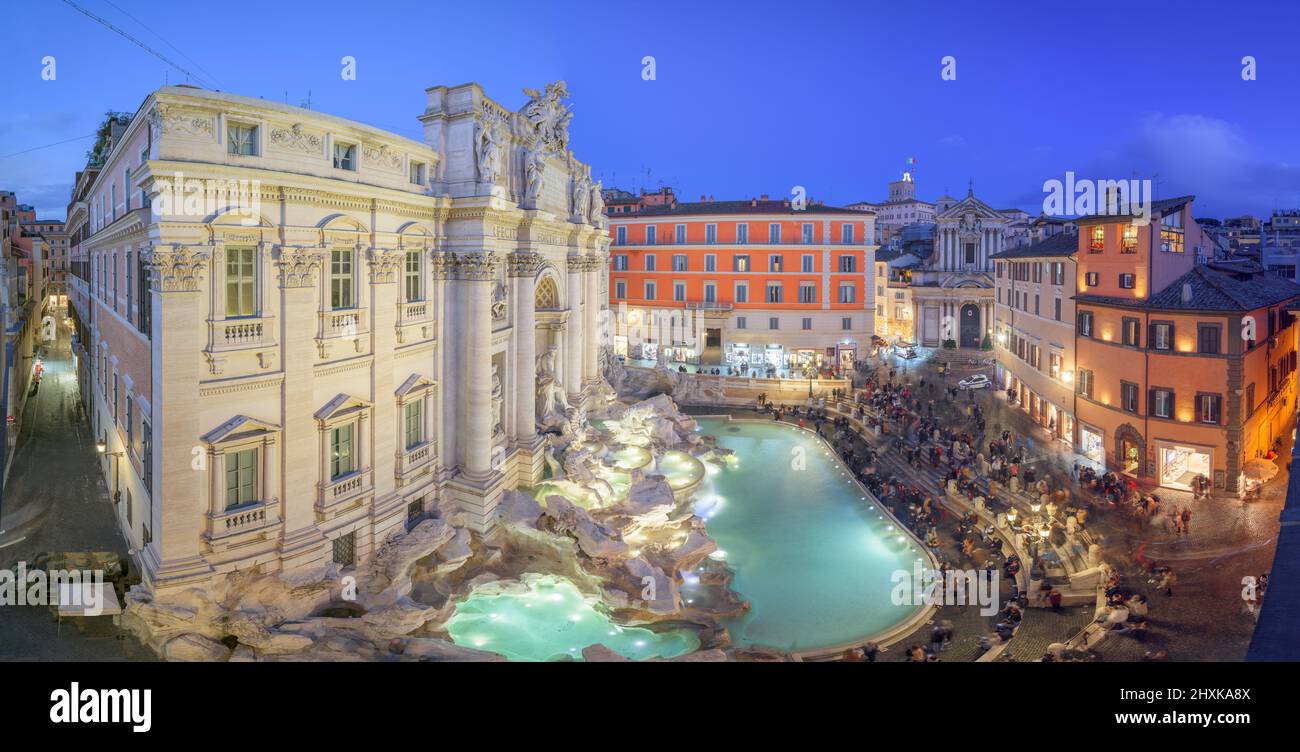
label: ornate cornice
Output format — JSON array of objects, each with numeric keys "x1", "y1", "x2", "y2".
[{"x1": 146, "y1": 244, "x2": 210, "y2": 293}]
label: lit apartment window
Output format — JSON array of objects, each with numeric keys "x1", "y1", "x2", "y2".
[
  {"x1": 225, "y1": 448, "x2": 259, "y2": 510},
  {"x1": 1151, "y1": 388, "x2": 1173, "y2": 419},
  {"x1": 1077, "y1": 369, "x2": 1094, "y2": 398},
  {"x1": 1089, "y1": 225, "x2": 1105, "y2": 251},
  {"x1": 1051, "y1": 262, "x2": 1065, "y2": 285},
  {"x1": 736, "y1": 223, "x2": 748, "y2": 244},
  {"x1": 405, "y1": 250, "x2": 421, "y2": 301},
  {"x1": 1151, "y1": 322, "x2": 1173, "y2": 351},
  {"x1": 404, "y1": 401, "x2": 423, "y2": 449},
  {"x1": 734, "y1": 255, "x2": 750, "y2": 272},
  {"x1": 1122, "y1": 317, "x2": 1140, "y2": 346},
  {"x1": 798, "y1": 283, "x2": 816, "y2": 303},
  {"x1": 769, "y1": 255, "x2": 783, "y2": 272},
  {"x1": 705, "y1": 224, "x2": 717, "y2": 244},
  {"x1": 333, "y1": 142, "x2": 357, "y2": 170},
  {"x1": 409, "y1": 161, "x2": 426, "y2": 186},
  {"x1": 1085, "y1": 272, "x2": 1099, "y2": 287},
  {"x1": 1122, "y1": 224, "x2": 1138, "y2": 253},
  {"x1": 330, "y1": 423, "x2": 356, "y2": 479},
  {"x1": 331, "y1": 249, "x2": 354, "y2": 309},
  {"x1": 1078, "y1": 310, "x2": 1094, "y2": 337},
  {"x1": 1119, "y1": 273, "x2": 1135, "y2": 289},
  {"x1": 226, "y1": 247, "x2": 257, "y2": 317},
  {"x1": 1121, "y1": 381, "x2": 1139, "y2": 413},
  {"x1": 1196, "y1": 393, "x2": 1221, "y2": 424},
  {"x1": 1161, "y1": 212, "x2": 1184, "y2": 253},
  {"x1": 228, "y1": 123, "x2": 258, "y2": 156}
]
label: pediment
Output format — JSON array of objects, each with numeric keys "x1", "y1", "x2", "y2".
[
  {"x1": 202, "y1": 414, "x2": 281, "y2": 445},
  {"x1": 395, "y1": 373, "x2": 437, "y2": 398},
  {"x1": 315, "y1": 393, "x2": 372, "y2": 423}
]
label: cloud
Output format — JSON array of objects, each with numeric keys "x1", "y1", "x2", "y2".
[{"x1": 1080, "y1": 113, "x2": 1300, "y2": 216}]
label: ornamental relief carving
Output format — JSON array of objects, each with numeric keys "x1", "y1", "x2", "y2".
[
  {"x1": 367, "y1": 249, "x2": 404, "y2": 284},
  {"x1": 269, "y1": 124, "x2": 324, "y2": 154},
  {"x1": 146, "y1": 245, "x2": 211, "y2": 292},
  {"x1": 275, "y1": 247, "x2": 327, "y2": 288},
  {"x1": 506, "y1": 251, "x2": 545, "y2": 278},
  {"x1": 152, "y1": 105, "x2": 213, "y2": 138},
  {"x1": 362, "y1": 143, "x2": 403, "y2": 171}
]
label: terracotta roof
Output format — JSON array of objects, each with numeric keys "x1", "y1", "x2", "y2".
[
  {"x1": 1073, "y1": 195, "x2": 1195, "y2": 225},
  {"x1": 989, "y1": 232, "x2": 1077, "y2": 260},
  {"x1": 1076, "y1": 263, "x2": 1300, "y2": 312}
]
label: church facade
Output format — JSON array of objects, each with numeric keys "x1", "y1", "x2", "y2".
[
  {"x1": 908, "y1": 189, "x2": 1008, "y2": 348},
  {"x1": 69, "y1": 82, "x2": 609, "y2": 598}
]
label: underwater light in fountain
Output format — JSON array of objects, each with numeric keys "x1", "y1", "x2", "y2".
[{"x1": 446, "y1": 575, "x2": 698, "y2": 662}]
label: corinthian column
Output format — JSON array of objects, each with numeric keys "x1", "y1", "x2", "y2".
[
  {"x1": 583, "y1": 254, "x2": 600, "y2": 385},
  {"x1": 566, "y1": 254, "x2": 584, "y2": 401},
  {"x1": 458, "y1": 251, "x2": 498, "y2": 479},
  {"x1": 509, "y1": 252, "x2": 543, "y2": 442}
]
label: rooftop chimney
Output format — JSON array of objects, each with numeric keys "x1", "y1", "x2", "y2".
[
  {"x1": 709, "y1": 195, "x2": 715, "y2": 202},
  {"x1": 751, "y1": 198, "x2": 757, "y2": 207},
  {"x1": 760, "y1": 194, "x2": 769, "y2": 201},
  {"x1": 700, "y1": 195, "x2": 707, "y2": 202}
]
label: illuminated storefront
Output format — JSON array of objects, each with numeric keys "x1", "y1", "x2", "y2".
[{"x1": 1156, "y1": 441, "x2": 1212, "y2": 491}]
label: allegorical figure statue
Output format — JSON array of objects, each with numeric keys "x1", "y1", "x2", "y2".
[
  {"x1": 536, "y1": 346, "x2": 570, "y2": 426},
  {"x1": 588, "y1": 180, "x2": 606, "y2": 227},
  {"x1": 476, "y1": 112, "x2": 502, "y2": 185},
  {"x1": 524, "y1": 144, "x2": 547, "y2": 203},
  {"x1": 491, "y1": 363, "x2": 505, "y2": 437}
]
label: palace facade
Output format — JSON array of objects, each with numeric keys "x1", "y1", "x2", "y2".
[
  {"x1": 606, "y1": 198, "x2": 877, "y2": 374},
  {"x1": 67, "y1": 82, "x2": 610, "y2": 597}
]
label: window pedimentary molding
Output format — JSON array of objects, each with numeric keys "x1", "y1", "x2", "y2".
[
  {"x1": 395, "y1": 373, "x2": 437, "y2": 401},
  {"x1": 315, "y1": 393, "x2": 373, "y2": 429},
  {"x1": 200, "y1": 415, "x2": 282, "y2": 538}
]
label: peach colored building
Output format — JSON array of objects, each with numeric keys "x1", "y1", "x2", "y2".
[
  {"x1": 1072, "y1": 197, "x2": 1300, "y2": 493},
  {"x1": 606, "y1": 196, "x2": 877, "y2": 374}
]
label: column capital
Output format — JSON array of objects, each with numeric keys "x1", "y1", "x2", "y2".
[
  {"x1": 274, "y1": 246, "x2": 327, "y2": 288},
  {"x1": 146, "y1": 244, "x2": 210, "y2": 293},
  {"x1": 446, "y1": 250, "x2": 500, "y2": 281},
  {"x1": 366, "y1": 248, "x2": 403, "y2": 284},
  {"x1": 507, "y1": 250, "x2": 546, "y2": 278}
]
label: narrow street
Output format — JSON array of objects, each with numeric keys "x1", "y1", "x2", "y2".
[{"x1": 0, "y1": 317, "x2": 151, "y2": 660}]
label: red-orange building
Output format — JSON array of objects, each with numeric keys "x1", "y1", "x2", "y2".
[
  {"x1": 606, "y1": 191, "x2": 877, "y2": 374},
  {"x1": 1073, "y1": 196, "x2": 1300, "y2": 493}
]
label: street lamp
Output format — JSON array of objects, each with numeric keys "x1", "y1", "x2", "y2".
[{"x1": 96, "y1": 438, "x2": 124, "y2": 503}]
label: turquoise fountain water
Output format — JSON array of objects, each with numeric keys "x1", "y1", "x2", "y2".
[
  {"x1": 445, "y1": 575, "x2": 699, "y2": 661},
  {"x1": 690, "y1": 418, "x2": 925, "y2": 653}
]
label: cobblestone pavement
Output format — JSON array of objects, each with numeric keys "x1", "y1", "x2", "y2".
[{"x1": 0, "y1": 327, "x2": 151, "y2": 661}]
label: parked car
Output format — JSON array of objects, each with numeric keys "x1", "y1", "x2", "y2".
[{"x1": 958, "y1": 374, "x2": 991, "y2": 391}]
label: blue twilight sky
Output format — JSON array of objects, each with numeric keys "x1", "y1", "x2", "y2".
[{"x1": 2, "y1": 0, "x2": 1299, "y2": 221}]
